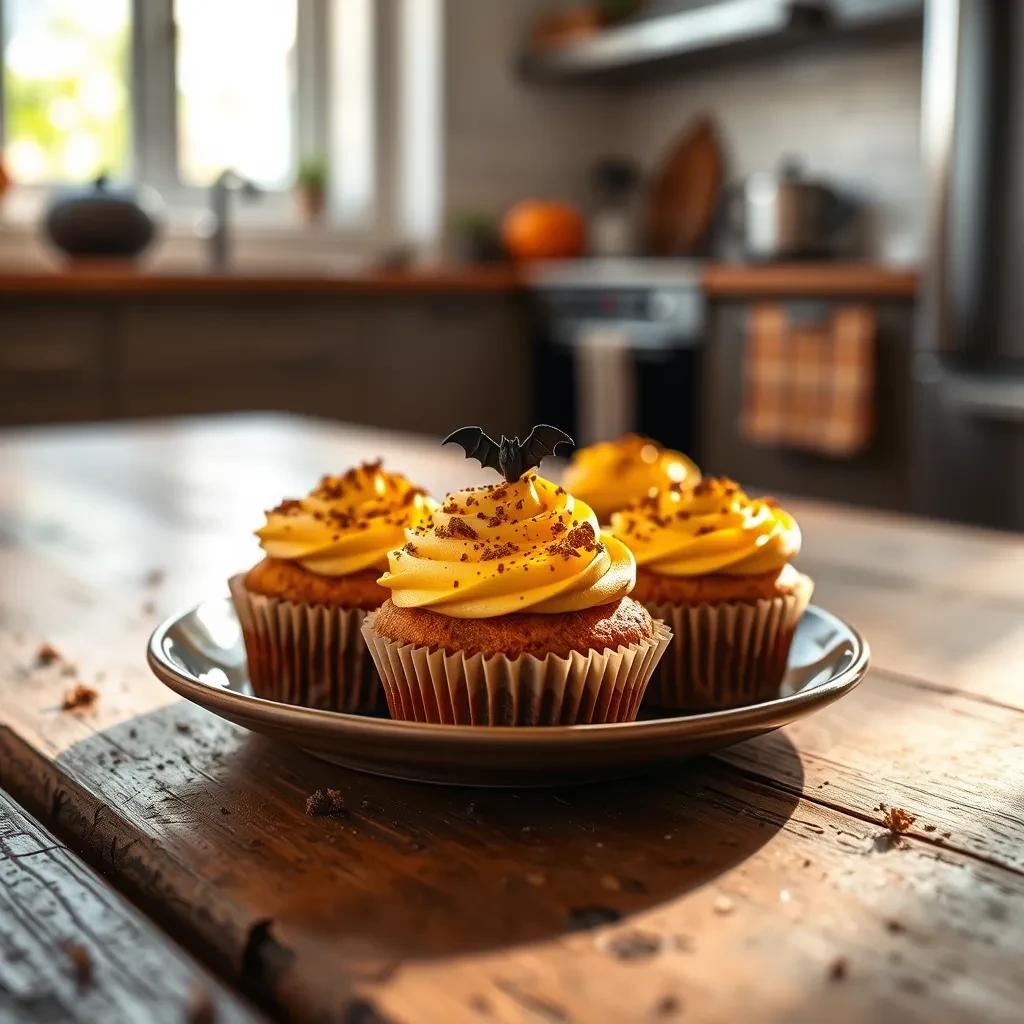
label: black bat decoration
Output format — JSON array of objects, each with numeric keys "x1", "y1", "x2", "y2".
[{"x1": 443, "y1": 424, "x2": 574, "y2": 482}]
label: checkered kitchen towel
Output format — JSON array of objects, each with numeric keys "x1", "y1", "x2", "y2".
[{"x1": 741, "y1": 304, "x2": 876, "y2": 457}]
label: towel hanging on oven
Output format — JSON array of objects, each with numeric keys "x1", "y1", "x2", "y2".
[{"x1": 741, "y1": 303, "x2": 876, "y2": 457}]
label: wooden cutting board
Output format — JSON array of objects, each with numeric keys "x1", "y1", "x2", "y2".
[{"x1": 647, "y1": 114, "x2": 724, "y2": 255}]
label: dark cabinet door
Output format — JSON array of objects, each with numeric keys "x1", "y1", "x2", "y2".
[{"x1": 0, "y1": 309, "x2": 107, "y2": 426}]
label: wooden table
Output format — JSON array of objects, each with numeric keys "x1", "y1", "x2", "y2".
[{"x1": 1, "y1": 414, "x2": 1022, "y2": 1024}]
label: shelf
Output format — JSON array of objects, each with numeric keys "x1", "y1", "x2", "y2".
[{"x1": 519, "y1": 0, "x2": 922, "y2": 83}]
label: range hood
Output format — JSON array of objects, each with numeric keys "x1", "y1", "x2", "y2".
[{"x1": 520, "y1": 0, "x2": 922, "y2": 82}]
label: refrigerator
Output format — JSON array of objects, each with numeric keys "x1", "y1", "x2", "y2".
[{"x1": 916, "y1": 0, "x2": 1024, "y2": 531}]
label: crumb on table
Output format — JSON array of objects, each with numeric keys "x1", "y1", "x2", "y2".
[
  {"x1": 62, "y1": 683, "x2": 99, "y2": 712},
  {"x1": 877, "y1": 803, "x2": 916, "y2": 834},
  {"x1": 829, "y1": 956, "x2": 848, "y2": 981},
  {"x1": 36, "y1": 642, "x2": 62, "y2": 666},
  {"x1": 305, "y1": 787, "x2": 346, "y2": 817},
  {"x1": 62, "y1": 941, "x2": 93, "y2": 989}
]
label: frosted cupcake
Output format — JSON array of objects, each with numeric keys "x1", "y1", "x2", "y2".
[
  {"x1": 563, "y1": 434, "x2": 701, "y2": 522},
  {"x1": 361, "y1": 428, "x2": 672, "y2": 726},
  {"x1": 230, "y1": 462, "x2": 435, "y2": 712},
  {"x1": 611, "y1": 478, "x2": 813, "y2": 710}
]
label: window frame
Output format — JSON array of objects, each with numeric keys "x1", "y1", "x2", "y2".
[
  {"x1": 0, "y1": 0, "x2": 338, "y2": 226},
  {"x1": 0, "y1": 0, "x2": 439, "y2": 247},
  {"x1": 133, "y1": 0, "x2": 325, "y2": 221}
]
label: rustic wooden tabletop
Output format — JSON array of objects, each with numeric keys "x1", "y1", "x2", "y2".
[{"x1": 1, "y1": 414, "x2": 1021, "y2": 1024}]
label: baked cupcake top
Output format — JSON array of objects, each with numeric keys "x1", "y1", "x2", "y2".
[
  {"x1": 256, "y1": 461, "x2": 435, "y2": 576},
  {"x1": 378, "y1": 472, "x2": 636, "y2": 618},
  {"x1": 610, "y1": 477, "x2": 800, "y2": 577},
  {"x1": 563, "y1": 434, "x2": 701, "y2": 517}
]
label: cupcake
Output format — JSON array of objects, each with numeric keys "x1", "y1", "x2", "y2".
[
  {"x1": 361, "y1": 428, "x2": 672, "y2": 726},
  {"x1": 611, "y1": 478, "x2": 813, "y2": 711},
  {"x1": 230, "y1": 461, "x2": 435, "y2": 712},
  {"x1": 563, "y1": 434, "x2": 701, "y2": 522}
]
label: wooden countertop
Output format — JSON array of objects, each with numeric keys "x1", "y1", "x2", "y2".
[
  {"x1": 0, "y1": 264, "x2": 522, "y2": 297},
  {"x1": 701, "y1": 262, "x2": 919, "y2": 299},
  {"x1": 0, "y1": 261, "x2": 917, "y2": 300},
  {"x1": 1, "y1": 414, "x2": 1020, "y2": 1023}
]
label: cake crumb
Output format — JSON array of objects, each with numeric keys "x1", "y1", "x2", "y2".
[
  {"x1": 36, "y1": 642, "x2": 62, "y2": 666},
  {"x1": 62, "y1": 941, "x2": 93, "y2": 989},
  {"x1": 305, "y1": 787, "x2": 346, "y2": 817},
  {"x1": 829, "y1": 956, "x2": 848, "y2": 981},
  {"x1": 713, "y1": 895, "x2": 734, "y2": 916},
  {"x1": 62, "y1": 683, "x2": 99, "y2": 712},
  {"x1": 186, "y1": 983, "x2": 216, "y2": 1024},
  {"x1": 877, "y1": 803, "x2": 916, "y2": 834}
]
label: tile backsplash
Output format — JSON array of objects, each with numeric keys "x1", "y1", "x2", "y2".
[
  {"x1": 445, "y1": 0, "x2": 923, "y2": 263},
  {"x1": 616, "y1": 38, "x2": 924, "y2": 262}
]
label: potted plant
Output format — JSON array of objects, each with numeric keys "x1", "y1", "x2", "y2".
[
  {"x1": 450, "y1": 211, "x2": 504, "y2": 264},
  {"x1": 295, "y1": 157, "x2": 327, "y2": 225}
]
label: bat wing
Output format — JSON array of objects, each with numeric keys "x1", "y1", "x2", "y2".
[
  {"x1": 442, "y1": 426, "x2": 502, "y2": 474},
  {"x1": 514, "y1": 424, "x2": 574, "y2": 478}
]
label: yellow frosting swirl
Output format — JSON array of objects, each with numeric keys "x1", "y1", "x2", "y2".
[
  {"x1": 378, "y1": 473, "x2": 636, "y2": 618},
  {"x1": 257, "y1": 462, "x2": 435, "y2": 576},
  {"x1": 610, "y1": 478, "x2": 800, "y2": 576},
  {"x1": 563, "y1": 434, "x2": 701, "y2": 519}
]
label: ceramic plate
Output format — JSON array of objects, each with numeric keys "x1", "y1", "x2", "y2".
[{"x1": 147, "y1": 598, "x2": 868, "y2": 787}]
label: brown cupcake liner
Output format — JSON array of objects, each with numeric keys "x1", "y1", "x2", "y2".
[
  {"x1": 229, "y1": 574, "x2": 384, "y2": 713},
  {"x1": 643, "y1": 574, "x2": 813, "y2": 711},
  {"x1": 361, "y1": 614, "x2": 672, "y2": 726}
]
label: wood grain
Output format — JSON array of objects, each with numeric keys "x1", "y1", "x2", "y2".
[
  {"x1": 0, "y1": 789, "x2": 262, "y2": 1023},
  {"x1": 0, "y1": 414, "x2": 1021, "y2": 1023},
  {"x1": 702, "y1": 263, "x2": 919, "y2": 299},
  {"x1": 0, "y1": 262, "x2": 919, "y2": 301}
]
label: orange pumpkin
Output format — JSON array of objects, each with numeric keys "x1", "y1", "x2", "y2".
[{"x1": 501, "y1": 201, "x2": 586, "y2": 260}]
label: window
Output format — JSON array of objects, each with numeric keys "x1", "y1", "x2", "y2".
[
  {"x1": 0, "y1": 0, "x2": 337, "y2": 219},
  {"x1": 175, "y1": 0, "x2": 298, "y2": 189},
  {"x1": 1, "y1": 0, "x2": 131, "y2": 183},
  {"x1": 0, "y1": 0, "x2": 440, "y2": 241}
]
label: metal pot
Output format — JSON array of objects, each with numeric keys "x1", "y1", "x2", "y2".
[
  {"x1": 727, "y1": 159, "x2": 857, "y2": 261},
  {"x1": 44, "y1": 175, "x2": 162, "y2": 260}
]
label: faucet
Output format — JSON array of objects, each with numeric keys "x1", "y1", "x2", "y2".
[{"x1": 208, "y1": 169, "x2": 260, "y2": 270}]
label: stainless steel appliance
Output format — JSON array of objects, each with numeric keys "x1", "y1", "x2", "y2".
[
  {"x1": 726, "y1": 159, "x2": 858, "y2": 261},
  {"x1": 916, "y1": 0, "x2": 1024, "y2": 529},
  {"x1": 527, "y1": 260, "x2": 705, "y2": 453}
]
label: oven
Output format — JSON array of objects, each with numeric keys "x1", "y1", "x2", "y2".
[{"x1": 528, "y1": 260, "x2": 706, "y2": 456}]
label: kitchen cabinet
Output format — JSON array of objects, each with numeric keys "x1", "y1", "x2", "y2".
[
  {"x1": 0, "y1": 290, "x2": 530, "y2": 434},
  {"x1": 701, "y1": 297, "x2": 916, "y2": 511},
  {"x1": 0, "y1": 307, "x2": 108, "y2": 425},
  {"x1": 115, "y1": 301, "x2": 361, "y2": 421}
]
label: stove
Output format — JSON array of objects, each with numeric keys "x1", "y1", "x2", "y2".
[{"x1": 526, "y1": 259, "x2": 707, "y2": 453}]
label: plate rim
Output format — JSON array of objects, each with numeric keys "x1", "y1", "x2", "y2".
[{"x1": 146, "y1": 597, "x2": 870, "y2": 744}]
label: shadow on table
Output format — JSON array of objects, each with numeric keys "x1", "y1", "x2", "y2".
[
  {"x1": 221, "y1": 726, "x2": 805, "y2": 962},
  {"x1": 47, "y1": 705, "x2": 803, "y2": 970}
]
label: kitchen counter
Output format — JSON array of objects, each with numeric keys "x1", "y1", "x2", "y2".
[
  {"x1": 0, "y1": 261, "x2": 917, "y2": 299},
  {"x1": 701, "y1": 261, "x2": 919, "y2": 298},
  {"x1": 0, "y1": 263, "x2": 521, "y2": 297},
  {"x1": 0, "y1": 413, "x2": 1020, "y2": 1023}
]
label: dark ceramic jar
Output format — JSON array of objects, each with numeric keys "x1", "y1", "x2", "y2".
[{"x1": 44, "y1": 176, "x2": 161, "y2": 259}]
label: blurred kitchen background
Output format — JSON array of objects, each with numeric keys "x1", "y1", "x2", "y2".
[{"x1": 0, "y1": 0, "x2": 1020, "y2": 530}]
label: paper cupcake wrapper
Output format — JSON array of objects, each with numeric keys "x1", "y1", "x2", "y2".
[
  {"x1": 643, "y1": 575, "x2": 813, "y2": 711},
  {"x1": 229, "y1": 574, "x2": 384, "y2": 713},
  {"x1": 361, "y1": 615, "x2": 673, "y2": 726}
]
